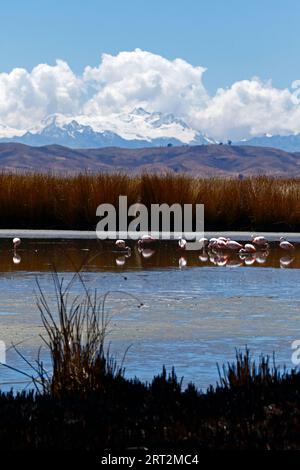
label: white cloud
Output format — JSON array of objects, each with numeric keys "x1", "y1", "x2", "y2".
[
  {"x1": 0, "y1": 60, "x2": 82, "y2": 129},
  {"x1": 0, "y1": 49, "x2": 300, "y2": 140},
  {"x1": 83, "y1": 49, "x2": 208, "y2": 117},
  {"x1": 193, "y1": 78, "x2": 300, "y2": 140}
]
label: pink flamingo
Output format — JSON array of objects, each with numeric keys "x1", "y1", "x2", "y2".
[
  {"x1": 251, "y1": 235, "x2": 268, "y2": 247},
  {"x1": 115, "y1": 239, "x2": 131, "y2": 254},
  {"x1": 216, "y1": 239, "x2": 227, "y2": 249},
  {"x1": 279, "y1": 237, "x2": 295, "y2": 250},
  {"x1": 12, "y1": 238, "x2": 21, "y2": 264},
  {"x1": 208, "y1": 237, "x2": 217, "y2": 247},
  {"x1": 138, "y1": 234, "x2": 156, "y2": 248},
  {"x1": 226, "y1": 240, "x2": 243, "y2": 251},
  {"x1": 178, "y1": 238, "x2": 187, "y2": 250},
  {"x1": 199, "y1": 237, "x2": 209, "y2": 249},
  {"x1": 240, "y1": 243, "x2": 256, "y2": 253},
  {"x1": 13, "y1": 237, "x2": 21, "y2": 251}
]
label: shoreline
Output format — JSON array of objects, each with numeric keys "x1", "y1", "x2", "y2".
[{"x1": 0, "y1": 229, "x2": 300, "y2": 241}]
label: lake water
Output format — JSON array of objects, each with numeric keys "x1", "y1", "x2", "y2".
[{"x1": 0, "y1": 237, "x2": 299, "y2": 392}]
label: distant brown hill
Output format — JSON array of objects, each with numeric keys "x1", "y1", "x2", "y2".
[{"x1": 1, "y1": 142, "x2": 300, "y2": 176}]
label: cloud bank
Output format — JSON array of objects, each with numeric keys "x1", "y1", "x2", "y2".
[{"x1": 0, "y1": 48, "x2": 300, "y2": 140}]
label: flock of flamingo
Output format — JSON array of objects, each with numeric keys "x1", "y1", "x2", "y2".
[
  {"x1": 10, "y1": 234, "x2": 296, "y2": 268},
  {"x1": 114, "y1": 234, "x2": 296, "y2": 268}
]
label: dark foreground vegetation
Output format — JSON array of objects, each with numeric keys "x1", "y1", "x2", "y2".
[
  {"x1": 1, "y1": 172, "x2": 300, "y2": 231},
  {"x1": 1, "y1": 353, "x2": 300, "y2": 451},
  {"x1": 0, "y1": 274, "x2": 300, "y2": 451},
  {"x1": 2, "y1": 356, "x2": 300, "y2": 451}
]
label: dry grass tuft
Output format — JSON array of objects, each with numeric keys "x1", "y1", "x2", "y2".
[
  {"x1": 217, "y1": 348, "x2": 283, "y2": 389},
  {"x1": 34, "y1": 273, "x2": 127, "y2": 396}
]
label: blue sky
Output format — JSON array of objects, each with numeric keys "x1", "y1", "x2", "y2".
[
  {"x1": 1, "y1": 0, "x2": 299, "y2": 93},
  {"x1": 1, "y1": 0, "x2": 300, "y2": 140}
]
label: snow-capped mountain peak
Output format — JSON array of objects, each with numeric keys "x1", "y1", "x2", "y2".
[
  {"x1": 0, "y1": 109, "x2": 216, "y2": 148},
  {"x1": 2, "y1": 108, "x2": 300, "y2": 152},
  {"x1": 130, "y1": 107, "x2": 151, "y2": 117}
]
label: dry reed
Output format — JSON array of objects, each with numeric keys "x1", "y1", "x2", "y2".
[{"x1": 0, "y1": 172, "x2": 299, "y2": 230}]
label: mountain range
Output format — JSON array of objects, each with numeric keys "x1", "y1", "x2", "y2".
[
  {"x1": 1, "y1": 142, "x2": 300, "y2": 177},
  {"x1": 0, "y1": 109, "x2": 213, "y2": 149},
  {"x1": 2, "y1": 108, "x2": 300, "y2": 152},
  {"x1": 236, "y1": 134, "x2": 300, "y2": 153}
]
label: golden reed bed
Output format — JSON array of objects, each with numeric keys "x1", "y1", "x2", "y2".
[{"x1": 0, "y1": 172, "x2": 299, "y2": 230}]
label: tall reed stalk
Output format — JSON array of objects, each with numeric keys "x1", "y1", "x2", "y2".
[
  {"x1": 0, "y1": 172, "x2": 299, "y2": 230},
  {"x1": 34, "y1": 273, "x2": 127, "y2": 396},
  {"x1": 217, "y1": 348, "x2": 284, "y2": 389}
]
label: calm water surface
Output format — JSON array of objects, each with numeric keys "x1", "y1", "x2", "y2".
[{"x1": 0, "y1": 238, "x2": 299, "y2": 392}]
